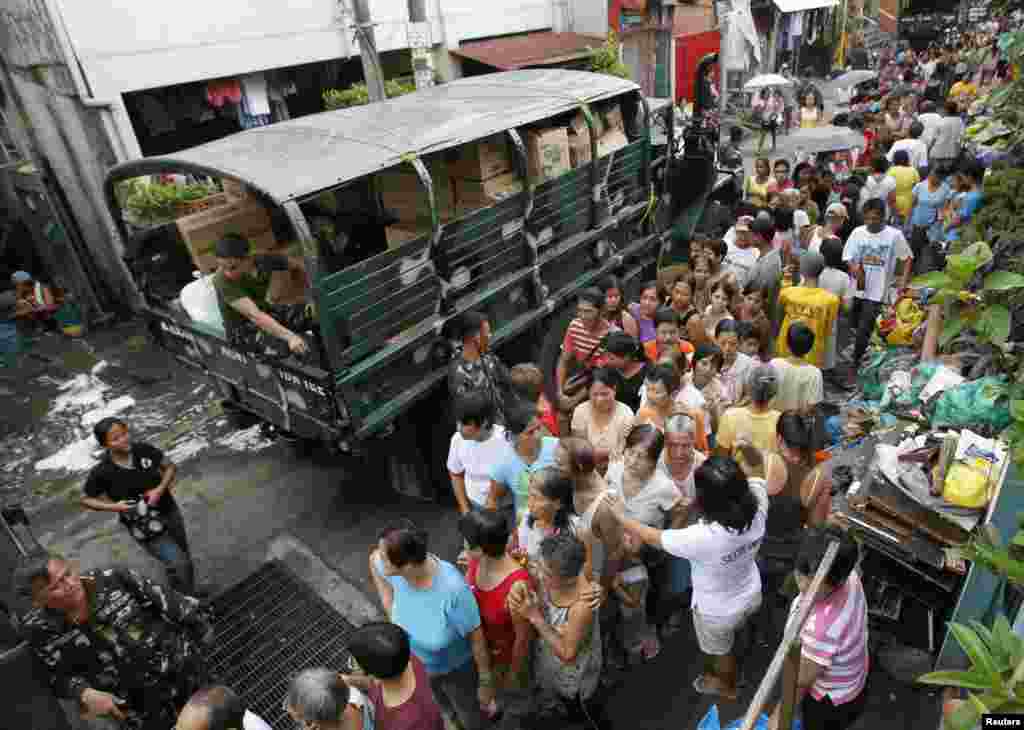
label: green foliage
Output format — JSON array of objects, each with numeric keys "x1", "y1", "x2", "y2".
[
  {"x1": 972, "y1": 31, "x2": 1024, "y2": 153},
  {"x1": 588, "y1": 33, "x2": 631, "y2": 80},
  {"x1": 969, "y1": 168, "x2": 1024, "y2": 243},
  {"x1": 122, "y1": 179, "x2": 216, "y2": 225},
  {"x1": 912, "y1": 242, "x2": 1024, "y2": 348},
  {"x1": 322, "y1": 78, "x2": 416, "y2": 110},
  {"x1": 918, "y1": 614, "x2": 1024, "y2": 729}
]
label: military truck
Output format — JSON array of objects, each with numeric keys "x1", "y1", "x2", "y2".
[{"x1": 104, "y1": 65, "x2": 718, "y2": 495}]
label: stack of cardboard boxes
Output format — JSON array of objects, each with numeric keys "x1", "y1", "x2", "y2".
[
  {"x1": 527, "y1": 101, "x2": 630, "y2": 186},
  {"x1": 379, "y1": 102, "x2": 631, "y2": 249}
]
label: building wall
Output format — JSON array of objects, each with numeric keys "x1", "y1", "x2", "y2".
[
  {"x1": 569, "y1": 0, "x2": 610, "y2": 36},
  {"x1": 0, "y1": 0, "x2": 139, "y2": 318},
  {"x1": 54, "y1": 0, "x2": 553, "y2": 99}
]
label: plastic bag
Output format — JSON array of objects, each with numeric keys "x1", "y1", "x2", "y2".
[
  {"x1": 886, "y1": 298, "x2": 925, "y2": 345},
  {"x1": 930, "y1": 376, "x2": 1012, "y2": 433},
  {"x1": 858, "y1": 348, "x2": 919, "y2": 402},
  {"x1": 879, "y1": 370, "x2": 913, "y2": 411},
  {"x1": 943, "y1": 430, "x2": 1008, "y2": 508},
  {"x1": 698, "y1": 705, "x2": 802, "y2": 730}
]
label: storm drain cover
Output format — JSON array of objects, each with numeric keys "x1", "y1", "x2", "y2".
[{"x1": 204, "y1": 560, "x2": 357, "y2": 729}]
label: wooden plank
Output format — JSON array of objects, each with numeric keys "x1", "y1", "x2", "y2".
[
  {"x1": 866, "y1": 478, "x2": 969, "y2": 546},
  {"x1": 738, "y1": 541, "x2": 840, "y2": 730}
]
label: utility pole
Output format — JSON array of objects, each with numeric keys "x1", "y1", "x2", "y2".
[
  {"x1": 352, "y1": 0, "x2": 387, "y2": 101},
  {"x1": 407, "y1": 0, "x2": 436, "y2": 89},
  {"x1": 718, "y1": 1, "x2": 731, "y2": 143}
]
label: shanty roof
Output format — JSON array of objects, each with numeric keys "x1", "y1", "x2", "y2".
[
  {"x1": 451, "y1": 32, "x2": 606, "y2": 71},
  {"x1": 105, "y1": 69, "x2": 639, "y2": 205}
]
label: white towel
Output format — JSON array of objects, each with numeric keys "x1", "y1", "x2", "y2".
[{"x1": 241, "y1": 73, "x2": 271, "y2": 116}]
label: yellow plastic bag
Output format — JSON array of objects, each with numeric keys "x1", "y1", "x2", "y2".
[
  {"x1": 886, "y1": 298, "x2": 925, "y2": 346},
  {"x1": 943, "y1": 463, "x2": 992, "y2": 508}
]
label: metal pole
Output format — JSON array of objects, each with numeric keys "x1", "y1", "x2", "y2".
[
  {"x1": 352, "y1": 0, "x2": 387, "y2": 102},
  {"x1": 738, "y1": 540, "x2": 841, "y2": 730},
  {"x1": 407, "y1": 0, "x2": 435, "y2": 89},
  {"x1": 718, "y1": 3, "x2": 731, "y2": 144}
]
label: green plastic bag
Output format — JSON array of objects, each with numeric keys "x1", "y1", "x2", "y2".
[
  {"x1": 931, "y1": 376, "x2": 1012, "y2": 432},
  {"x1": 858, "y1": 348, "x2": 919, "y2": 401}
]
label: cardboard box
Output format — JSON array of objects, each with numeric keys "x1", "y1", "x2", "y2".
[
  {"x1": 603, "y1": 103, "x2": 624, "y2": 133},
  {"x1": 386, "y1": 225, "x2": 429, "y2": 250},
  {"x1": 222, "y1": 178, "x2": 249, "y2": 200},
  {"x1": 378, "y1": 158, "x2": 455, "y2": 224},
  {"x1": 456, "y1": 172, "x2": 524, "y2": 208},
  {"x1": 176, "y1": 199, "x2": 277, "y2": 273},
  {"x1": 449, "y1": 134, "x2": 513, "y2": 181},
  {"x1": 596, "y1": 128, "x2": 629, "y2": 158},
  {"x1": 569, "y1": 131, "x2": 592, "y2": 168},
  {"x1": 526, "y1": 127, "x2": 571, "y2": 184}
]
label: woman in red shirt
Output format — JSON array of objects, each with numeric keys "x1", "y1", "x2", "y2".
[{"x1": 458, "y1": 510, "x2": 533, "y2": 720}]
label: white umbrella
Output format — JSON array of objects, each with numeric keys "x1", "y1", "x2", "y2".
[
  {"x1": 830, "y1": 70, "x2": 878, "y2": 88},
  {"x1": 743, "y1": 74, "x2": 793, "y2": 90}
]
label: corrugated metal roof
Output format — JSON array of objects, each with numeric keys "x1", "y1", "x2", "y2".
[
  {"x1": 106, "y1": 70, "x2": 638, "y2": 205},
  {"x1": 452, "y1": 32, "x2": 605, "y2": 70}
]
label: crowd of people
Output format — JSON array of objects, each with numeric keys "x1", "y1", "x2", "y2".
[{"x1": 12, "y1": 29, "x2": 1012, "y2": 730}]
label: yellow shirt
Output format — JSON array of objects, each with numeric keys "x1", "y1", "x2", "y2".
[
  {"x1": 717, "y1": 407, "x2": 781, "y2": 473},
  {"x1": 775, "y1": 286, "x2": 840, "y2": 369},
  {"x1": 949, "y1": 81, "x2": 977, "y2": 103},
  {"x1": 887, "y1": 166, "x2": 920, "y2": 218},
  {"x1": 800, "y1": 107, "x2": 821, "y2": 128}
]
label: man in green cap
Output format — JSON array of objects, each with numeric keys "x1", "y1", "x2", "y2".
[{"x1": 212, "y1": 233, "x2": 313, "y2": 356}]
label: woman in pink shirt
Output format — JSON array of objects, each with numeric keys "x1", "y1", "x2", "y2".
[{"x1": 765, "y1": 528, "x2": 869, "y2": 730}]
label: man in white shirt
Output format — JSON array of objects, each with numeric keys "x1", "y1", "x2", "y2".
[
  {"x1": 931, "y1": 100, "x2": 965, "y2": 170},
  {"x1": 177, "y1": 686, "x2": 274, "y2": 730},
  {"x1": 886, "y1": 121, "x2": 929, "y2": 173},
  {"x1": 858, "y1": 157, "x2": 897, "y2": 220},
  {"x1": 842, "y1": 198, "x2": 913, "y2": 375},
  {"x1": 917, "y1": 101, "x2": 943, "y2": 152},
  {"x1": 447, "y1": 391, "x2": 515, "y2": 524},
  {"x1": 721, "y1": 216, "x2": 761, "y2": 289}
]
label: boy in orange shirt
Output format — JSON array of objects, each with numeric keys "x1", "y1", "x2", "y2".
[{"x1": 644, "y1": 307, "x2": 695, "y2": 364}]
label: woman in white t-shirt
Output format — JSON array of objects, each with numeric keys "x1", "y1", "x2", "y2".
[{"x1": 603, "y1": 455, "x2": 767, "y2": 700}]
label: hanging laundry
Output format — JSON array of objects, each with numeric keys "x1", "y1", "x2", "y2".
[
  {"x1": 206, "y1": 79, "x2": 242, "y2": 108},
  {"x1": 240, "y1": 73, "x2": 271, "y2": 116}
]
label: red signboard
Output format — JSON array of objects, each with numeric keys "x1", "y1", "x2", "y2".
[{"x1": 675, "y1": 30, "x2": 721, "y2": 103}]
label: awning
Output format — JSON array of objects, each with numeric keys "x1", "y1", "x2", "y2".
[
  {"x1": 772, "y1": 0, "x2": 838, "y2": 12},
  {"x1": 451, "y1": 32, "x2": 605, "y2": 70}
]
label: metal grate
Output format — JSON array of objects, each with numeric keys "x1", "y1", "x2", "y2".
[{"x1": 204, "y1": 561, "x2": 357, "y2": 729}]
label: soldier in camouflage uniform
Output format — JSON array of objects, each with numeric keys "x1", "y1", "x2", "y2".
[
  {"x1": 15, "y1": 553, "x2": 213, "y2": 730},
  {"x1": 448, "y1": 311, "x2": 511, "y2": 424}
]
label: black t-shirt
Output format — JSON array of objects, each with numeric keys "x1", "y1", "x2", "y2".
[
  {"x1": 83, "y1": 444, "x2": 173, "y2": 517},
  {"x1": 619, "y1": 363, "x2": 648, "y2": 413}
]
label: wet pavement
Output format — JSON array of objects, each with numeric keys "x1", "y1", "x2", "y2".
[{"x1": 0, "y1": 324, "x2": 945, "y2": 727}]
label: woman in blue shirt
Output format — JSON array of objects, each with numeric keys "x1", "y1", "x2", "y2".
[
  {"x1": 909, "y1": 167, "x2": 951, "y2": 275},
  {"x1": 369, "y1": 522, "x2": 494, "y2": 730},
  {"x1": 944, "y1": 161, "x2": 985, "y2": 249}
]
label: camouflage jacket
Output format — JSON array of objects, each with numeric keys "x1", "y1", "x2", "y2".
[
  {"x1": 447, "y1": 350, "x2": 511, "y2": 421},
  {"x1": 20, "y1": 568, "x2": 212, "y2": 728}
]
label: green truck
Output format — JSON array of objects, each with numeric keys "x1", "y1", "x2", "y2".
[{"x1": 104, "y1": 66, "x2": 718, "y2": 494}]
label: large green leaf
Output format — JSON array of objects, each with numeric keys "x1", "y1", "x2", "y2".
[
  {"x1": 947, "y1": 255, "x2": 980, "y2": 288},
  {"x1": 1012, "y1": 400, "x2": 1024, "y2": 422},
  {"x1": 940, "y1": 312, "x2": 966, "y2": 346},
  {"x1": 919, "y1": 668, "x2": 996, "y2": 691},
  {"x1": 950, "y1": 623, "x2": 1004, "y2": 690},
  {"x1": 977, "y1": 304, "x2": 1012, "y2": 344},
  {"x1": 984, "y1": 271, "x2": 1024, "y2": 291},
  {"x1": 964, "y1": 241, "x2": 994, "y2": 264},
  {"x1": 913, "y1": 271, "x2": 955, "y2": 289}
]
